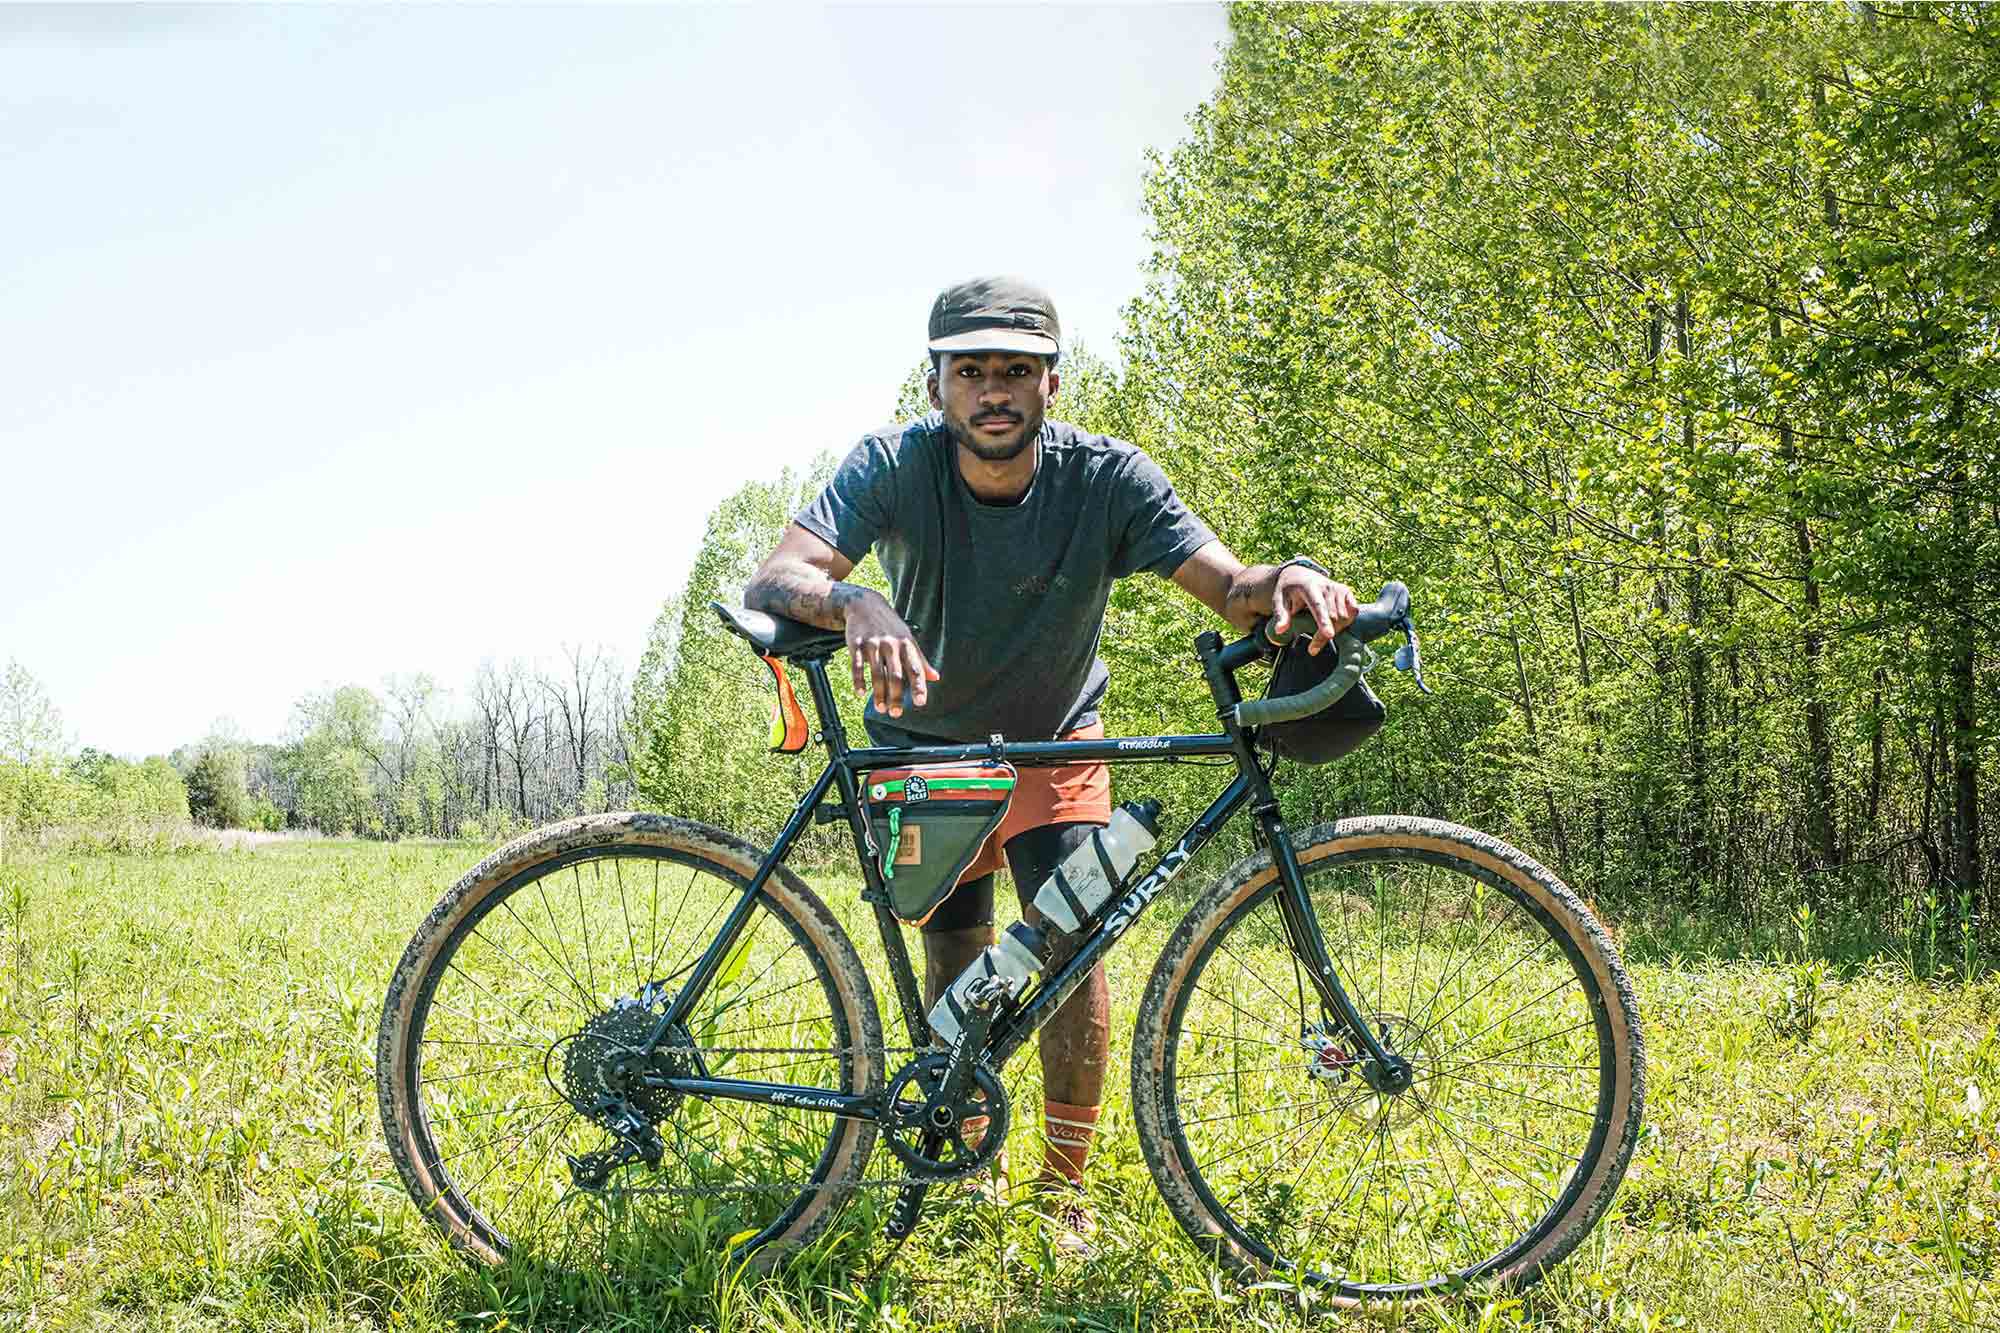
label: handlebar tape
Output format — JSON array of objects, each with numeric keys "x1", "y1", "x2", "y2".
[
  {"x1": 1233, "y1": 634, "x2": 1374, "y2": 726},
  {"x1": 1231, "y1": 581, "x2": 1408, "y2": 728}
]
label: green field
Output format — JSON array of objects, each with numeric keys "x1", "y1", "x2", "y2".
[{"x1": 2, "y1": 839, "x2": 1994, "y2": 1331}]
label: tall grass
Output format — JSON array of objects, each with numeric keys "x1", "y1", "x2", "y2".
[{"x1": 1, "y1": 840, "x2": 1994, "y2": 1330}]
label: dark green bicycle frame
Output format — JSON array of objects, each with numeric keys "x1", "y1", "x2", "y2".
[{"x1": 641, "y1": 626, "x2": 1405, "y2": 1120}]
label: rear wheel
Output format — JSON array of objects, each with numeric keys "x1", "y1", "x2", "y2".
[
  {"x1": 376, "y1": 813, "x2": 883, "y2": 1276},
  {"x1": 1134, "y1": 816, "x2": 1643, "y2": 1305}
]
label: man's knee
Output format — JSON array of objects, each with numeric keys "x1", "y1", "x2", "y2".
[{"x1": 921, "y1": 925, "x2": 994, "y2": 1003}]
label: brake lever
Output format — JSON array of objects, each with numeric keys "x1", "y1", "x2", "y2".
[{"x1": 1391, "y1": 619, "x2": 1434, "y2": 695}]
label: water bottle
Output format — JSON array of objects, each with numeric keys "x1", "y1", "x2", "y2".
[
  {"x1": 1029, "y1": 799, "x2": 1163, "y2": 934},
  {"x1": 927, "y1": 921, "x2": 1048, "y2": 1049}
]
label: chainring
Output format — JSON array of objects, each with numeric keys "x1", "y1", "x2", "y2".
[{"x1": 880, "y1": 1052, "x2": 1010, "y2": 1180}]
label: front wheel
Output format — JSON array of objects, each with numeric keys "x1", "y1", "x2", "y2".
[{"x1": 1133, "y1": 816, "x2": 1643, "y2": 1305}]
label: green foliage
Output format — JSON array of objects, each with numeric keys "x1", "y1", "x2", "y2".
[
  {"x1": 1, "y1": 842, "x2": 1994, "y2": 1329},
  {"x1": 280, "y1": 688, "x2": 386, "y2": 837},
  {"x1": 0, "y1": 676, "x2": 189, "y2": 847},
  {"x1": 0, "y1": 660, "x2": 67, "y2": 766},
  {"x1": 184, "y1": 746, "x2": 252, "y2": 829},
  {"x1": 1111, "y1": 1, "x2": 1998, "y2": 929},
  {"x1": 628, "y1": 456, "x2": 860, "y2": 848}
]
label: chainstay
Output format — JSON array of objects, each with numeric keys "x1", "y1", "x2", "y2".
[{"x1": 563, "y1": 1042, "x2": 955, "y2": 1197}]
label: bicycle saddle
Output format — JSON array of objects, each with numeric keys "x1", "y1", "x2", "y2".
[{"x1": 710, "y1": 601, "x2": 848, "y2": 659}]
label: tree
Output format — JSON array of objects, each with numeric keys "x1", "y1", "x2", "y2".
[
  {"x1": 0, "y1": 659, "x2": 67, "y2": 764},
  {"x1": 185, "y1": 745, "x2": 252, "y2": 829},
  {"x1": 1112, "y1": 1, "x2": 1993, "y2": 933}
]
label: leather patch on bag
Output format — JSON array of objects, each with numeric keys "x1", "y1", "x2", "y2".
[{"x1": 895, "y1": 825, "x2": 923, "y2": 865}]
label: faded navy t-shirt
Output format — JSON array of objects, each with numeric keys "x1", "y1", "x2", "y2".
[{"x1": 795, "y1": 413, "x2": 1215, "y2": 747}]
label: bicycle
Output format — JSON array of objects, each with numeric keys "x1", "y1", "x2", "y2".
[{"x1": 376, "y1": 582, "x2": 1644, "y2": 1307}]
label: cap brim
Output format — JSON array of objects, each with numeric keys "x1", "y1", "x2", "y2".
[{"x1": 927, "y1": 329, "x2": 1060, "y2": 357}]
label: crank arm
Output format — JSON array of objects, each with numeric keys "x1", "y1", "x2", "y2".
[
  {"x1": 884, "y1": 1162, "x2": 937, "y2": 1243},
  {"x1": 935, "y1": 988, "x2": 1002, "y2": 1111}
]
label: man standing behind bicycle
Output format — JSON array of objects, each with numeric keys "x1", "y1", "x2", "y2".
[{"x1": 743, "y1": 276, "x2": 1359, "y2": 1253}]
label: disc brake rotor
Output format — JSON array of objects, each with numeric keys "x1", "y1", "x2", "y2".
[{"x1": 1300, "y1": 1012, "x2": 1437, "y2": 1131}]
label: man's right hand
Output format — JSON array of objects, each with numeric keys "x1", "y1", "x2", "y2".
[
  {"x1": 743, "y1": 523, "x2": 939, "y2": 718},
  {"x1": 844, "y1": 589, "x2": 938, "y2": 719}
]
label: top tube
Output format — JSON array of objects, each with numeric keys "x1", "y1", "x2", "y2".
[{"x1": 841, "y1": 733, "x2": 1237, "y2": 770}]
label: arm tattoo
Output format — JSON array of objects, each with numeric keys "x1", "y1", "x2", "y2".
[
  {"x1": 1221, "y1": 564, "x2": 1282, "y2": 631},
  {"x1": 744, "y1": 561, "x2": 870, "y2": 631}
]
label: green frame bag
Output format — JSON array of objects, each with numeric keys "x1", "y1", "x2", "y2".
[{"x1": 865, "y1": 762, "x2": 1017, "y2": 925}]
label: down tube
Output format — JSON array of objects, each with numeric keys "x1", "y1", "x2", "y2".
[{"x1": 986, "y1": 774, "x2": 1254, "y2": 1070}]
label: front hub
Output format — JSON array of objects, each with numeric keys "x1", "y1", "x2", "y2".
[{"x1": 1301, "y1": 1013, "x2": 1435, "y2": 1126}]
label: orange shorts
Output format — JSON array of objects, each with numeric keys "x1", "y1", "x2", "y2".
[{"x1": 957, "y1": 721, "x2": 1113, "y2": 883}]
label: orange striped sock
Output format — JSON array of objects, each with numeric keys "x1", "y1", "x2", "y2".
[{"x1": 1041, "y1": 1099, "x2": 1100, "y2": 1187}]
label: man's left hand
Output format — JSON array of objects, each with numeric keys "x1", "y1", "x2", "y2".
[{"x1": 1271, "y1": 565, "x2": 1360, "y2": 656}]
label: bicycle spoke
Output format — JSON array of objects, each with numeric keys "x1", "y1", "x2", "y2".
[
  {"x1": 1426, "y1": 973, "x2": 1581, "y2": 1068},
  {"x1": 467, "y1": 924, "x2": 587, "y2": 1021},
  {"x1": 1428, "y1": 1067, "x2": 1596, "y2": 1120},
  {"x1": 422, "y1": 1061, "x2": 537, "y2": 1085},
  {"x1": 502, "y1": 897, "x2": 596, "y2": 1013},
  {"x1": 535, "y1": 880, "x2": 592, "y2": 1005},
  {"x1": 574, "y1": 865, "x2": 599, "y2": 1003},
  {"x1": 395, "y1": 840, "x2": 872, "y2": 1278},
  {"x1": 1412, "y1": 931, "x2": 1557, "y2": 1049},
  {"x1": 1191, "y1": 1104, "x2": 1342, "y2": 1178},
  {"x1": 615, "y1": 858, "x2": 641, "y2": 995}
]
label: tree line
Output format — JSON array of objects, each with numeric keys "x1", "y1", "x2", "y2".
[
  {"x1": 8, "y1": 5, "x2": 1990, "y2": 955},
  {"x1": 631, "y1": 3, "x2": 1994, "y2": 951},
  {"x1": 0, "y1": 650, "x2": 637, "y2": 846},
  {"x1": 1126, "y1": 2, "x2": 1995, "y2": 940}
]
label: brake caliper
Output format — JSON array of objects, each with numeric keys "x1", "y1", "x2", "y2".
[{"x1": 1300, "y1": 1023, "x2": 1358, "y2": 1083}]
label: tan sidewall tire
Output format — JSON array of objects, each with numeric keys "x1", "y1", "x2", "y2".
[
  {"x1": 1132, "y1": 815, "x2": 1644, "y2": 1305},
  {"x1": 375, "y1": 811, "x2": 883, "y2": 1272}
]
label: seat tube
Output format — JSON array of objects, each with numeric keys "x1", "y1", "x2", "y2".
[{"x1": 799, "y1": 657, "x2": 933, "y2": 1047}]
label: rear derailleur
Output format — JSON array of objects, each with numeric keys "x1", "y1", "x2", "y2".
[
  {"x1": 566, "y1": 1100, "x2": 665, "y2": 1190},
  {"x1": 552, "y1": 980, "x2": 700, "y2": 1191}
]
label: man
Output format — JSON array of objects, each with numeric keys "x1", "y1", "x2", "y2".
[{"x1": 742, "y1": 276, "x2": 1358, "y2": 1250}]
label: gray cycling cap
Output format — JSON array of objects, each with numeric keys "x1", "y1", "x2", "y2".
[{"x1": 927, "y1": 276, "x2": 1061, "y2": 360}]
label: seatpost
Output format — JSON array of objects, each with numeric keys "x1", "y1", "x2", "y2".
[{"x1": 799, "y1": 657, "x2": 848, "y2": 756}]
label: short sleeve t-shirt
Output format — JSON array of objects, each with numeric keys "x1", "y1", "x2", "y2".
[{"x1": 795, "y1": 414, "x2": 1215, "y2": 747}]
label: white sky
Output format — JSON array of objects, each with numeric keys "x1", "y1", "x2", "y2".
[{"x1": 1, "y1": 3, "x2": 1229, "y2": 758}]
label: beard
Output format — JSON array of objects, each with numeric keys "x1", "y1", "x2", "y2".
[{"x1": 943, "y1": 402, "x2": 1043, "y2": 463}]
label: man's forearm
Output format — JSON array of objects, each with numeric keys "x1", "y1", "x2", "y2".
[{"x1": 743, "y1": 560, "x2": 874, "y2": 631}]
